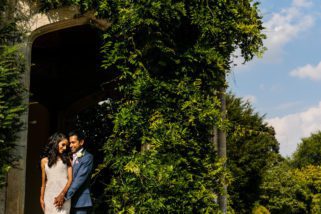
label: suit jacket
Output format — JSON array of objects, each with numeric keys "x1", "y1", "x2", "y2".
[{"x1": 65, "y1": 150, "x2": 93, "y2": 208}]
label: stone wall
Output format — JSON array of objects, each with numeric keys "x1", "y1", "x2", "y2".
[{"x1": 0, "y1": 186, "x2": 6, "y2": 214}]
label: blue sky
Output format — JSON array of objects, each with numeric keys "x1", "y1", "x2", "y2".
[{"x1": 228, "y1": 0, "x2": 321, "y2": 157}]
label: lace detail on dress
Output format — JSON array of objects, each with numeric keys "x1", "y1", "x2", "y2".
[{"x1": 44, "y1": 159, "x2": 71, "y2": 214}]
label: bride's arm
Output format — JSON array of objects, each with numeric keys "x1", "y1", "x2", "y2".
[
  {"x1": 40, "y1": 158, "x2": 47, "y2": 212},
  {"x1": 59, "y1": 160, "x2": 73, "y2": 197},
  {"x1": 54, "y1": 160, "x2": 73, "y2": 208}
]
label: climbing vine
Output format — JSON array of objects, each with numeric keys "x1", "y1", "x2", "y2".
[
  {"x1": 0, "y1": 0, "x2": 265, "y2": 212},
  {"x1": 0, "y1": 0, "x2": 26, "y2": 186}
]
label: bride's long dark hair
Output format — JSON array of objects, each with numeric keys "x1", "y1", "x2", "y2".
[{"x1": 41, "y1": 132, "x2": 71, "y2": 167}]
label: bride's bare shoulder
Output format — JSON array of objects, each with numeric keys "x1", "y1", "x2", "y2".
[{"x1": 41, "y1": 157, "x2": 48, "y2": 166}]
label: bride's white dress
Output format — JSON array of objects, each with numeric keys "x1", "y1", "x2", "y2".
[{"x1": 44, "y1": 159, "x2": 71, "y2": 214}]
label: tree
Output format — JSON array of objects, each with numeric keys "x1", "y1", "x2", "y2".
[
  {"x1": 258, "y1": 130, "x2": 321, "y2": 214},
  {"x1": 226, "y1": 94, "x2": 281, "y2": 213},
  {"x1": 291, "y1": 131, "x2": 321, "y2": 168},
  {"x1": 260, "y1": 163, "x2": 321, "y2": 214},
  {"x1": 260, "y1": 163, "x2": 309, "y2": 214}
]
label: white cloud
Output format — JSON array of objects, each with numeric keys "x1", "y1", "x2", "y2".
[
  {"x1": 242, "y1": 95, "x2": 257, "y2": 104},
  {"x1": 266, "y1": 101, "x2": 321, "y2": 157},
  {"x1": 264, "y1": 1, "x2": 314, "y2": 62},
  {"x1": 275, "y1": 101, "x2": 301, "y2": 110},
  {"x1": 290, "y1": 61, "x2": 321, "y2": 81},
  {"x1": 232, "y1": 0, "x2": 315, "y2": 71},
  {"x1": 293, "y1": 0, "x2": 313, "y2": 7}
]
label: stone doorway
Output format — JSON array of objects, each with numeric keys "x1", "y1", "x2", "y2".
[{"x1": 25, "y1": 24, "x2": 116, "y2": 214}]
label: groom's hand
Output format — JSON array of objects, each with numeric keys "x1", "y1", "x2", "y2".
[{"x1": 54, "y1": 194, "x2": 65, "y2": 208}]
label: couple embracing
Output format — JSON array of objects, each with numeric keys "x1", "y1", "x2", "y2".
[{"x1": 40, "y1": 131, "x2": 93, "y2": 214}]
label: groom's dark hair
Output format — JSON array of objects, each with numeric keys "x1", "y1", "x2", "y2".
[{"x1": 68, "y1": 130, "x2": 86, "y2": 142}]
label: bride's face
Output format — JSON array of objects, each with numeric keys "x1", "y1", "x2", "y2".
[{"x1": 58, "y1": 139, "x2": 69, "y2": 154}]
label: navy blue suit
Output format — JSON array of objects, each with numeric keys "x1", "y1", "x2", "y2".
[{"x1": 65, "y1": 150, "x2": 93, "y2": 213}]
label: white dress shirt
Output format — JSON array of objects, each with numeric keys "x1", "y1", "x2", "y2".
[{"x1": 72, "y1": 148, "x2": 84, "y2": 165}]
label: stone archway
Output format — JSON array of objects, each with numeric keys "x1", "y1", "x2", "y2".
[
  {"x1": 3, "y1": 5, "x2": 113, "y2": 213},
  {"x1": 26, "y1": 24, "x2": 116, "y2": 214}
]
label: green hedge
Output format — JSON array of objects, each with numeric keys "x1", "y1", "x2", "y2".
[
  {"x1": 0, "y1": 2, "x2": 26, "y2": 185},
  {"x1": 0, "y1": 45, "x2": 26, "y2": 186}
]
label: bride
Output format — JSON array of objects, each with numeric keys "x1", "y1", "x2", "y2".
[{"x1": 40, "y1": 133, "x2": 72, "y2": 214}]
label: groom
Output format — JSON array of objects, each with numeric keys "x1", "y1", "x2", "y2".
[{"x1": 54, "y1": 130, "x2": 94, "y2": 214}]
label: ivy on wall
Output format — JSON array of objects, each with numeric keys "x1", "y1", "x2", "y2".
[
  {"x1": 0, "y1": 1, "x2": 26, "y2": 186},
  {"x1": 96, "y1": 1, "x2": 265, "y2": 212}
]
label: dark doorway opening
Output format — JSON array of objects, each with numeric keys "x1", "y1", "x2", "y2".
[{"x1": 26, "y1": 24, "x2": 116, "y2": 214}]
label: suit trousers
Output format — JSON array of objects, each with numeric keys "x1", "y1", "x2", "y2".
[{"x1": 70, "y1": 207, "x2": 92, "y2": 214}]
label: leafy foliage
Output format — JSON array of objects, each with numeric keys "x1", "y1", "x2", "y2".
[
  {"x1": 97, "y1": 1, "x2": 265, "y2": 212},
  {"x1": 291, "y1": 131, "x2": 321, "y2": 168},
  {"x1": 311, "y1": 193, "x2": 321, "y2": 213},
  {"x1": 252, "y1": 203, "x2": 270, "y2": 214},
  {"x1": 0, "y1": 0, "x2": 26, "y2": 187},
  {"x1": 226, "y1": 94, "x2": 281, "y2": 213},
  {"x1": 260, "y1": 163, "x2": 321, "y2": 214},
  {"x1": 259, "y1": 128, "x2": 321, "y2": 214},
  {"x1": 259, "y1": 163, "x2": 309, "y2": 213},
  {"x1": 37, "y1": 0, "x2": 266, "y2": 212}
]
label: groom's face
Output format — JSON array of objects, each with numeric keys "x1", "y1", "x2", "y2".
[{"x1": 69, "y1": 135, "x2": 84, "y2": 153}]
